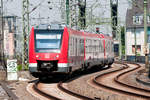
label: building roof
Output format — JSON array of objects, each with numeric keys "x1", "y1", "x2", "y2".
[{"x1": 126, "y1": 0, "x2": 150, "y2": 28}]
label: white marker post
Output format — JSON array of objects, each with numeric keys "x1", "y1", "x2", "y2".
[{"x1": 7, "y1": 59, "x2": 18, "y2": 81}]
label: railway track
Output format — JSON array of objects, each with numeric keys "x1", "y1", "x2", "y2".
[
  {"x1": 30, "y1": 61, "x2": 149, "y2": 100},
  {"x1": 92, "y1": 61, "x2": 150, "y2": 99},
  {"x1": 31, "y1": 66, "x2": 110, "y2": 100},
  {"x1": 0, "y1": 81, "x2": 18, "y2": 100},
  {"x1": 57, "y1": 81, "x2": 94, "y2": 100},
  {"x1": 33, "y1": 79, "x2": 95, "y2": 100},
  {"x1": 33, "y1": 80, "x2": 62, "y2": 100}
]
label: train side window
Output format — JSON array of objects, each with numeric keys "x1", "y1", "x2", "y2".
[
  {"x1": 108, "y1": 41, "x2": 110, "y2": 52},
  {"x1": 92, "y1": 39, "x2": 94, "y2": 53},
  {"x1": 72, "y1": 37, "x2": 75, "y2": 56},
  {"x1": 107, "y1": 41, "x2": 109, "y2": 52},
  {"x1": 112, "y1": 41, "x2": 113, "y2": 52},
  {"x1": 89, "y1": 39, "x2": 91, "y2": 53},
  {"x1": 100, "y1": 40, "x2": 102, "y2": 53},
  {"x1": 87, "y1": 39, "x2": 90, "y2": 53},
  {"x1": 109, "y1": 41, "x2": 111, "y2": 52},
  {"x1": 109, "y1": 41, "x2": 112, "y2": 52},
  {"x1": 100, "y1": 40, "x2": 104, "y2": 53},
  {"x1": 85, "y1": 40, "x2": 87, "y2": 53},
  {"x1": 77, "y1": 38, "x2": 80, "y2": 56},
  {"x1": 105, "y1": 40, "x2": 107, "y2": 52},
  {"x1": 98, "y1": 40, "x2": 99, "y2": 53},
  {"x1": 98, "y1": 40, "x2": 99, "y2": 52},
  {"x1": 85, "y1": 40, "x2": 86, "y2": 53},
  {"x1": 99, "y1": 40, "x2": 101, "y2": 53},
  {"x1": 96, "y1": 40, "x2": 98, "y2": 52},
  {"x1": 80, "y1": 39, "x2": 84, "y2": 56},
  {"x1": 75, "y1": 38, "x2": 77, "y2": 56},
  {"x1": 107, "y1": 40, "x2": 109, "y2": 52},
  {"x1": 71, "y1": 38, "x2": 74, "y2": 55},
  {"x1": 88, "y1": 39, "x2": 90, "y2": 53},
  {"x1": 94, "y1": 40, "x2": 97, "y2": 52},
  {"x1": 72, "y1": 38, "x2": 73, "y2": 56},
  {"x1": 74, "y1": 38, "x2": 77, "y2": 56},
  {"x1": 76, "y1": 38, "x2": 78, "y2": 56},
  {"x1": 69, "y1": 37, "x2": 72, "y2": 56}
]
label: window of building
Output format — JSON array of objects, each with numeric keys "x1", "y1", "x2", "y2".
[
  {"x1": 133, "y1": 15, "x2": 143, "y2": 25},
  {"x1": 132, "y1": 45, "x2": 141, "y2": 55},
  {"x1": 147, "y1": 15, "x2": 150, "y2": 23}
]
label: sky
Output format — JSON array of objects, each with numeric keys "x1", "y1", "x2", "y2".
[
  {"x1": 2, "y1": 0, "x2": 130, "y2": 33},
  {"x1": 3, "y1": 0, "x2": 62, "y2": 26}
]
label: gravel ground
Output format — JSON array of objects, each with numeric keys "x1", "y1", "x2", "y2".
[
  {"x1": 1, "y1": 64, "x2": 149, "y2": 100},
  {"x1": 67, "y1": 64, "x2": 139, "y2": 100},
  {"x1": 121, "y1": 64, "x2": 150, "y2": 91},
  {"x1": 0, "y1": 69, "x2": 9, "y2": 100},
  {"x1": 137, "y1": 74, "x2": 150, "y2": 84},
  {"x1": 4, "y1": 71, "x2": 39, "y2": 100},
  {"x1": 7, "y1": 81, "x2": 39, "y2": 100},
  {"x1": 0, "y1": 85, "x2": 9, "y2": 100}
]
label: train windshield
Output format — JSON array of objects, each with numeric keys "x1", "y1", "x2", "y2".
[{"x1": 34, "y1": 29, "x2": 63, "y2": 53}]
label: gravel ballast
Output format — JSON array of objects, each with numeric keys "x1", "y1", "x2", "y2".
[{"x1": 67, "y1": 64, "x2": 140, "y2": 100}]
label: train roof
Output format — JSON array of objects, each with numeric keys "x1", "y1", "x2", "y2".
[
  {"x1": 67, "y1": 27, "x2": 112, "y2": 39},
  {"x1": 32, "y1": 25, "x2": 112, "y2": 40},
  {"x1": 33, "y1": 24, "x2": 65, "y2": 30},
  {"x1": 103, "y1": 34, "x2": 113, "y2": 40}
]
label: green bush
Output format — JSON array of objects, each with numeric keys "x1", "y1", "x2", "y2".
[
  {"x1": 17, "y1": 64, "x2": 29, "y2": 71},
  {"x1": 24, "y1": 64, "x2": 29, "y2": 70},
  {"x1": 137, "y1": 53, "x2": 141, "y2": 56},
  {"x1": 17, "y1": 64, "x2": 22, "y2": 71}
]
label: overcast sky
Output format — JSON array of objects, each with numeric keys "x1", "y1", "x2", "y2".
[{"x1": 2, "y1": 0, "x2": 130, "y2": 33}]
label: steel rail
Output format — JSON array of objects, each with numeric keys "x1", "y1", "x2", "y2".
[
  {"x1": 115, "y1": 62, "x2": 150, "y2": 92},
  {"x1": 57, "y1": 81, "x2": 95, "y2": 100},
  {"x1": 93, "y1": 61, "x2": 150, "y2": 99},
  {"x1": 33, "y1": 79, "x2": 96, "y2": 100},
  {"x1": 0, "y1": 81, "x2": 18, "y2": 100},
  {"x1": 33, "y1": 80, "x2": 62, "y2": 100}
]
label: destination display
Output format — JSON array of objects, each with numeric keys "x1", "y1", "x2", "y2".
[{"x1": 36, "y1": 34, "x2": 61, "y2": 39}]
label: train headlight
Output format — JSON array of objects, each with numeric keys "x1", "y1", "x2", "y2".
[
  {"x1": 36, "y1": 55, "x2": 39, "y2": 58},
  {"x1": 56, "y1": 55, "x2": 59, "y2": 58},
  {"x1": 47, "y1": 25, "x2": 51, "y2": 30}
]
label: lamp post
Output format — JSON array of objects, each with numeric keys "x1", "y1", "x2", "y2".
[
  {"x1": 134, "y1": 27, "x2": 137, "y2": 62},
  {"x1": 134, "y1": 12, "x2": 137, "y2": 62},
  {"x1": 66, "y1": 0, "x2": 69, "y2": 25},
  {"x1": 144, "y1": 0, "x2": 149, "y2": 76}
]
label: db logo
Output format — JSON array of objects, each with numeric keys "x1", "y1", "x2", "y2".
[{"x1": 45, "y1": 54, "x2": 50, "y2": 58}]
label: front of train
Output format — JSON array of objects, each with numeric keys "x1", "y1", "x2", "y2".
[{"x1": 29, "y1": 24, "x2": 70, "y2": 77}]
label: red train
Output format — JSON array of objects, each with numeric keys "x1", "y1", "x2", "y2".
[{"x1": 29, "y1": 24, "x2": 114, "y2": 77}]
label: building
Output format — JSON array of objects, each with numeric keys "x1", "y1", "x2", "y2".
[
  {"x1": 126, "y1": 0, "x2": 150, "y2": 62},
  {"x1": 3, "y1": 16, "x2": 19, "y2": 59}
]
